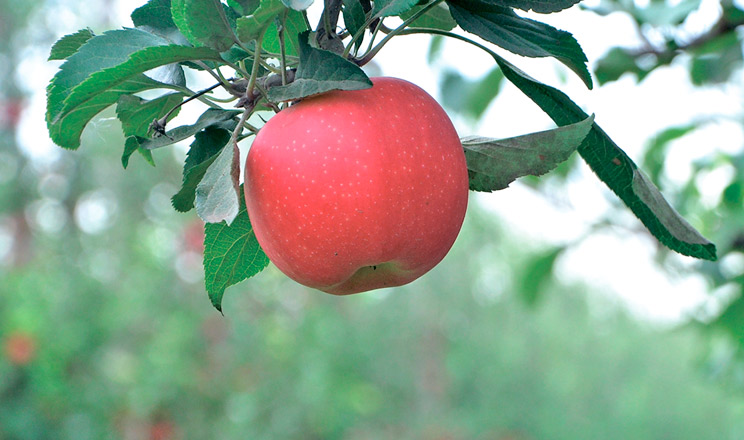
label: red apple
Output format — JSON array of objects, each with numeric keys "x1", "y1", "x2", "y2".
[{"x1": 244, "y1": 77, "x2": 468, "y2": 295}]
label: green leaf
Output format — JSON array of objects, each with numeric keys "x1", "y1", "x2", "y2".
[
  {"x1": 172, "y1": 0, "x2": 196, "y2": 43},
  {"x1": 518, "y1": 246, "x2": 563, "y2": 307},
  {"x1": 447, "y1": 1, "x2": 593, "y2": 89},
  {"x1": 138, "y1": 108, "x2": 240, "y2": 150},
  {"x1": 123, "y1": 137, "x2": 155, "y2": 168},
  {"x1": 635, "y1": 0, "x2": 701, "y2": 26},
  {"x1": 343, "y1": 0, "x2": 367, "y2": 51},
  {"x1": 466, "y1": 67, "x2": 504, "y2": 118},
  {"x1": 237, "y1": 0, "x2": 287, "y2": 43},
  {"x1": 196, "y1": 140, "x2": 242, "y2": 225},
  {"x1": 493, "y1": 54, "x2": 716, "y2": 260},
  {"x1": 262, "y1": 9, "x2": 309, "y2": 56},
  {"x1": 372, "y1": 0, "x2": 419, "y2": 18},
  {"x1": 642, "y1": 124, "x2": 699, "y2": 184},
  {"x1": 471, "y1": 0, "x2": 580, "y2": 13},
  {"x1": 428, "y1": 35, "x2": 445, "y2": 63},
  {"x1": 631, "y1": 170, "x2": 715, "y2": 247},
  {"x1": 116, "y1": 93, "x2": 184, "y2": 167},
  {"x1": 268, "y1": 31, "x2": 372, "y2": 102},
  {"x1": 463, "y1": 115, "x2": 593, "y2": 192},
  {"x1": 48, "y1": 28, "x2": 167, "y2": 124},
  {"x1": 172, "y1": 127, "x2": 232, "y2": 212},
  {"x1": 594, "y1": 47, "x2": 652, "y2": 85},
  {"x1": 203, "y1": 185, "x2": 270, "y2": 312},
  {"x1": 228, "y1": 0, "x2": 260, "y2": 14},
  {"x1": 47, "y1": 28, "x2": 223, "y2": 148},
  {"x1": 48, "y1": 75, "x2": 165, "y2": 150},
  {"x1": 440, "y1": 67, "x2": 503, "y2": 119},
  {"x1": 133, "y1": 1, "x2": 190, "y2": 85},
  {"x1": 172, "y1": 0, "x2": 239, "y2": 51},
  {"x1": 117, "y1": 93, "x2": 183, "y2": 138},
  {"x1": 132, "y1": 0, "x2": 178, "y2": 35},
  {"x1": 48, "y1": 28, "x2": 94, "y2": 61},
  {"x1": 400, "y1": 2, "x2": 457, "y2": 30},
  {"x1": 63, "y1": 42, "x2": 219, "y2": 118},
  {"x1": 690, "y1": 33, "x2": 743, "y2": 86}
]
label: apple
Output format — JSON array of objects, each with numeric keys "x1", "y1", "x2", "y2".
[{"x1": 244, "y1": 77, "x2": 469, "y2": 295}]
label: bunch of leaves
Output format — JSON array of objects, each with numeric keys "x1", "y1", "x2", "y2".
[{"x1": 45, "y1": 0, "x2": 715, "y2": 311}]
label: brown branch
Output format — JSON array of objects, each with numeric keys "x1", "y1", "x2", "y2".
[{"x1": 631, "y1": 12, "x2": 744, "y2": 59}]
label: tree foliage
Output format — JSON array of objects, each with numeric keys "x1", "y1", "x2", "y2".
[{"x1": 42, "y1": 0, "x2": 722, "y2": 309}]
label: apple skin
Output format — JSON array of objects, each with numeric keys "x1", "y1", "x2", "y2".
[{"x1": 244, "y1": 77, "x2": 468, "y2": 295}]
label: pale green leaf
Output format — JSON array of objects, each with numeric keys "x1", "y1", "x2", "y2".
[
  {"x1": 203, "y1": 186, "x2": 270, "y2": 312},
  {"x1": 196, "y1": 141, "x2": 242, "y2": 225},
  {"x1": 172, "y1": 127, "x2": 231, "y2": 212},
  {"x1": 463, "y1": 115, "x2": 593, "y2": 191}
]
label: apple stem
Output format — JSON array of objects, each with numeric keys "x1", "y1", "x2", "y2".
[
  {"x1": 317, "y1": 0, "x2": 344, "y2": 43},
  {"x1": 278, "y1": 10, "x2": 289, "y2": 88}
]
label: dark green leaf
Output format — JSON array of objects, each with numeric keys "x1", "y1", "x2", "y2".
[
  {"x1": 228, "y1": 0, "x2": 260, "y2": 14},
  {"x1": 122, "y1": 136, "x2": 155, "y2": 168},
  {"x1": 236, "y1": 0, "x2": 287, "y2": 43},
  {"x1": 268, "y1": 31, "x2": 372, "y2": 101},
  {"x1": 448, "y1": 1, "x2": 592, "y2": 88},
  {"x1": 172, "y1": 0, "x2": 239, "y2": 51},
  {"x1": 631, "y1": 170, "x2": 716, "y2": 247},
  {"x1": 463, "y1": 115, "x2": 592, "y2": 191},
  {"x1": 196, "y1": 140, "x2": 242, "y2": 224},
  {"x1": 172, "y1": 127, "x2": 232, "y2": 212},
  {"x1": 48, "y1": 28, "x2": 94, "y2": 61},
  {"x1": 372, "y1": 0, "x2": 419, "y2": 17},
  {"x1": 480, "y1": 0, "x2": 580, "y2": 13},
  {"x1": 117, "y1": 93, "x2": 183, "y2": 137},
  {"x1": 723, "y1": 181, "x2": 743, "y2": 208},
  {"x1": 116, "y1": 93, "x2": 184, "y2": 167},
  {"x1": 493, "y1": 54, "x2": 716, "y2": 260},
  {"x1": 343, "y1": 0, "x2": 367, "y2": 51},
  {"x1": 203, "y1": 185, "x2": 270, "y2": 312},
  {"x1": 138, "y1": 108, "x2": 240, "y2": 150},
  {"x1": 400, "y1": 2, "x2": 457, "y2": 30},
  {"x1": 132, "y1": 0, "x2": 178, "y2": 35}
]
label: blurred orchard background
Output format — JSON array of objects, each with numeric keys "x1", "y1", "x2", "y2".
[{"x1": 2, "y1": 0, "x2": 744, "y2": 438}]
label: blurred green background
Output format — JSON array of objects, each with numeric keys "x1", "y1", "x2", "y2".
[{"x1": 2, "y1": 0, "x2": 744, "y2": 439}]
